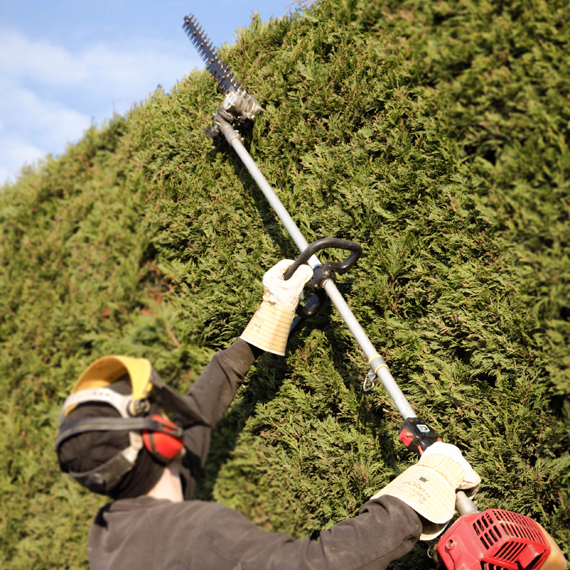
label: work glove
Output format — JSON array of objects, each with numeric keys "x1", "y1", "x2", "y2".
[
  {"x1": 372, "y1": 442, "x2": 481, "y2": 540},
  {"x1": 241, "y1": 260, "x2": 313, "y2": 356}
]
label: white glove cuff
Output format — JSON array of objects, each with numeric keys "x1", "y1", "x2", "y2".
[
  {"x1": 240, "y1": 301, "x2": 295, "y2": 356},
  {"x1": 372, "y1": 465, "x2": 456, "y2": 540},
  {"x1": 373, "y1": 465, "x2": 456, "y2": 524}
]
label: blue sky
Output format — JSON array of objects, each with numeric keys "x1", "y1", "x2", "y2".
[{"x1": 0, "y1": 0, "x2": 302, "y2": 185}]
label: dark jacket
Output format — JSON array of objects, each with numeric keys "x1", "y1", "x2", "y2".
[{"x1": 88, "y1": 340, "x2": 422, "y2": 569}]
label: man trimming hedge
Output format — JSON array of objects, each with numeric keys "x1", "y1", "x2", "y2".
[{"x1": 56, "y1": 260, "x2": 479, "y2": 570}]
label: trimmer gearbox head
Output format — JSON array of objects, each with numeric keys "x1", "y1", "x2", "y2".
[{"x1": 437, "y1": 509, "x2": 565, "y2": 570}]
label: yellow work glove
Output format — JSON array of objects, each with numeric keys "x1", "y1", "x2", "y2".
[
  {"x1": 241, "y1": 260, "x2": 313, "y2": 356},
  {"x1": 372, "y1": 442, "x2": 481, "y2": 540}
]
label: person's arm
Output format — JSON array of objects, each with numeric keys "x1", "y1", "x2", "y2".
[
  {"x1": 177, "y1": 339, "x2": 259, "y2": 497},
  {"x1": 178, "y1": 260, "x2": 312, "y2": 497},
  {"x1": 180, "y1": 258, "x2": 312, "y2": 431},
  {"x1": 188, "y1": 443, "x2": 479, "y2": 569},
  {"x1": 192, "y1": 495, "x2": 421, "y2": 570},
  {"x1": 181, "y1": 338, "x2": 260, "y2": 430}
]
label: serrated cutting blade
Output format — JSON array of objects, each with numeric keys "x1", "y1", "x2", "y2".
[{"x1": 183, "y1": 13, "x2": 241, "y2": 94}]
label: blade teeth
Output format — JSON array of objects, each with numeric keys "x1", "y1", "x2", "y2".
[{"x1": 183, "y1": 12, "x2": 242, "y2": 93}]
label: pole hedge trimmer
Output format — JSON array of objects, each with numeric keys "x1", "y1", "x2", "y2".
[{"x1": 182, "y1": 13, "x2": 566, "y2": 570}]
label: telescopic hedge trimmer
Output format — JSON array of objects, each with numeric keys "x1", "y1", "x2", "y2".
[{"x1": 182, "y1": 13, "x2": 566, "y2": 570}]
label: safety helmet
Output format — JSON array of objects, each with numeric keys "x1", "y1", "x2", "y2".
[{"x1": 56, "y1": 356, "x2": 209, "y2": 495}]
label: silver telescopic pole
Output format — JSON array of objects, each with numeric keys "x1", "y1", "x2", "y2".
[
  {"x1": 219, "y1": 121, "x2": 416, "y2": 421},
  {"x1": 182, "y1": 12, "x2": 475, "y2": 516},
  {"x1": 218, "y1": 120, "x2": 478, "y2": 517}
]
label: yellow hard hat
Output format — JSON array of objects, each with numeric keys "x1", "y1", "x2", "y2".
[{"x1": 64, "y1": 355, "x2": 154, "y2": 416}]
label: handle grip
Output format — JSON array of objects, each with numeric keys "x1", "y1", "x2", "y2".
[
  {"x1": 290, "y1": 293, "x2": 323, "y2": 336},
  {"x1": 399, "y1": 418, "x2": 479, "y2": 515},
  {"x1": 455, "y1": 491, "x2": 478, "y2": 515},
  {"x1": 284, "y1": 237, "x2": 362, "y2": 281}
]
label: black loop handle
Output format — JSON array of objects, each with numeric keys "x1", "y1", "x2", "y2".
[{"x1": 284, "y1": 238, "x2": 362, "y2": 281}]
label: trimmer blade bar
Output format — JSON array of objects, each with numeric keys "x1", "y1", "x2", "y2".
[{"x1": 183, "y1": 13, "x2": 241, "y2": 94}]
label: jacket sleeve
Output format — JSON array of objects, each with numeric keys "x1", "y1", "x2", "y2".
[
  {"x1": 181, "y1": 339, "x2": 257, "y2": 429},
  {"x1": 193, "y1": 495, "x2": 422, "y2": 570},
  {"x1": 177, "y1": 339, "x2": 258, "y2": 498}
]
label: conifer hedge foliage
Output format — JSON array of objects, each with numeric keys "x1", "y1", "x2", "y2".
[{"x1": 0, "y1": 0, "x2": 568, "y2": 567}]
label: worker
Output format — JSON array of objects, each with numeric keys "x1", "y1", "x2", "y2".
[{"x1": 56, "y1": 260, "x2": 480, "y2": 570}]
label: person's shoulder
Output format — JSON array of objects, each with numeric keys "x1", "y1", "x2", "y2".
[
  {"x1": 108, "y1": 496, "x2": 223, "y2": 512},
  {"x1": 92, "y1": 497, "x2": 226, "y2": 536}
]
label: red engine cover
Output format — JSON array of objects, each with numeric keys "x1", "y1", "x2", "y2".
[{"x1": 437, "y1": 509, "x2": 551, "y2": 570}]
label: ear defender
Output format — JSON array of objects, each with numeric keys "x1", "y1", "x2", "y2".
[{"x1": 142, "y1": 414, "x2": 184, "y2": 464}]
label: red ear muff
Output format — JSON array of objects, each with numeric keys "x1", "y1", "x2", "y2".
[{"x1": 142, "y1": 414, "x2": 184, "y2": 464}]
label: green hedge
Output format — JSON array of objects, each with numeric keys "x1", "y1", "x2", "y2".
[{"x1": 1, "y1": 0, "x2": 568, "y2": 567}]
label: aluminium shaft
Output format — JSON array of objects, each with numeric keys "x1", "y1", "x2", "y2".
[
  {"x1": 218, "y1": 120, "x2": 416, "y2": 421},
  {"x1": 183, "y1": 11, "x2": 476, "y2": 516},
  {"x1": 218, "y1": 119, "x2": 478, "y2": 516}
]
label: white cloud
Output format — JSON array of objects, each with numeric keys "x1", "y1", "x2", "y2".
[
  {"x1": 0, "y1": 77, "x2": 91, "y2": 145},
  {"x1": 0, "y1": 31, "x2": 83, "y2": 85},
  {"x1": 0, "y1": 138, "x2": 46, "y2": 186},
  {"x1": 0, "y1": 75, "x2": 92, "y2": 184},
  {"x1": 1, "y1": 140, "x2": 46, "y2": 166},
  {"x1": 0, "y1": 28, "x2": 202, "y2": 185},
  {"x1": 0, "y1": 30, "x2": 199, "y2": 99}
]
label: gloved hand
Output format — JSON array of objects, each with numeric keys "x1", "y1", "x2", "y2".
[
  {"x1": 241, "y1": 260, "x2": 313, "y2": 356},
  {"x1": 372, "y1": 442, "x2": 481, "y2": 540},
  {"x1": 421, "y1": 441, "x2": 480, "y2": 495}
]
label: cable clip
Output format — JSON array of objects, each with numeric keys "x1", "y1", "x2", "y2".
[{"x1": 363, "y1": 368, "x2": 376, "y2": 392}]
